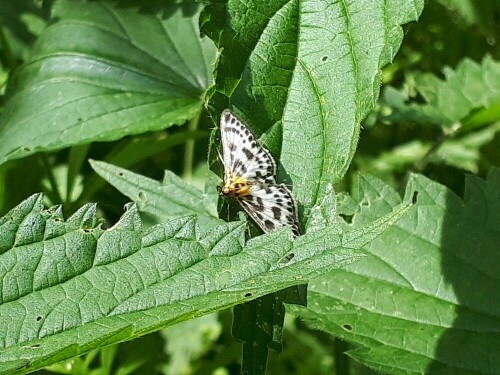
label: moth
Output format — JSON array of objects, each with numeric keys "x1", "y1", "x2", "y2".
[{"x1": 218, "y1": 109, "x2": 300, "y2": 237}]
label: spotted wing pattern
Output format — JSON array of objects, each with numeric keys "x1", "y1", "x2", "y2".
[
  {"x1": 219, "y1": 109, "x2": 300, "y2": 238},
  {"x1": 220, "y1": 109, "x2": 276, "y2": 183},
  {"x1": 239, "y1": 184, "x2": 300, "y2": 238}
]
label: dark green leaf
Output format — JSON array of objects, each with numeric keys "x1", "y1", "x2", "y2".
[
  {"x1": 291, "y1": 169, "x2": 500, "y2": 375},
  {"x1": 0, "y1": 0, "x2": 216, "y2": 164}
]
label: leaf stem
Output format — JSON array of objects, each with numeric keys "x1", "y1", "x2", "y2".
[
  {"x1": 413, "y1": 123, "x2": 460, "y2": 173},
  {"x1": 241, "y1": 342, "x2": 268, "y2": 375},
  {"x1": 40, "y1": 154, "x2": 63, "y2": 205},
  {"x1": 67, "y1": 144, "x2": 90, "y2": 205},
  {"x1": 183, "y1": 111, "x2": 201, "y2": 181},
  {"x1": 334, "y1": 338, "x2": 350, "y2": 375},
  {"x1": 413, "y1": 133, "x2": 447, "y2": 173}
]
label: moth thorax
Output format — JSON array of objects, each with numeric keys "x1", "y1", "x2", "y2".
[{"x1": 221, "y1": 175, "x2": 251, "y2": 197}]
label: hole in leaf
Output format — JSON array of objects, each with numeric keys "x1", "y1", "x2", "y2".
[
  {"x1": 36, "y1": 316, "x2": 43, "y2": 322},
  {"x1": 244, "y1": 292, "x2": 252, "y2": 298},
  {"x1": 30, "y1": 344, "x2": 41, "y2": 348},
  {"x1": 118, "y1": 172, "x2": 124, "y2": 177},
  {"x1": 342, "y1": 324, "x2": 353, "y2": 331},
  {"x1": 412, "y1": 191, "x2": 419, "y2": 204},
  {"x1": 322, "y1": 56, "x2": 328, "y2": 61},
  {"x1": 83, "y1": 229, "x2": 92, "y2": 233},
  {"x1": 339, "y1": 214, "x2": 353, "y2": 223}
]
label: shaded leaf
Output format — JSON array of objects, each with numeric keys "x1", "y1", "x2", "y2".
[
  {"x1": 291, "y1": 169, "x2": 500, "y2": 375},
  {"x1": 384, "y1": 56, "x2": 500, "y2": 131},
  {"x1": 0, "y1": 0, "x2": 216, "y2": 164}
]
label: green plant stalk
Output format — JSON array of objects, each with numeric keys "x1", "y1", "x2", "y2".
[
  {"x1": 183, "y1": 111, "x2": 201, "y2": 181},
  {"x1": 241, "y1": 343, "x2": 268, "y2": 375},
  {"x1": 40, "y1": 154, "x2": 63, "y2": 205},
  {"x1": 67, "y1": 143, "x2": 90, "y2": 205},
  {"x1": 334, "y1": 337, "x2": 350, "y2": 375},
  {"x1": 413, "y1": 124, "x2": 462, "y2": 174}
]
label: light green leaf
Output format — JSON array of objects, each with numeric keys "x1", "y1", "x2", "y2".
[
  {"x1": 0, "y1": 0, "x2": 216, "y2": 165},
  {"x1": 384, "y1": 56, "x2": 500, "y2": 131},
  {"x1": 76, "y1": 130, "x2": 210, "y2": 206},
  {"x1": 162, "y1": 314, "x2": 221, "y2": 375},
  {"x1": 290, "y1": 169, "x2": 500, "y2": 375},
  {"x1": 355, "y1": 122, "x2": 500, "y2": 175},
  {"x1": 433, "y1": 122, "x2": 500, "y2": 172},
  {"x1": 0, "y1": 187, "x2": 412, "y2": 374},
  {"x1": 89, "y1": 159, "x2": 221, "y2": 231},
  {"x1": 201, "y1": 0, "x2": 424, "y2": 218}
]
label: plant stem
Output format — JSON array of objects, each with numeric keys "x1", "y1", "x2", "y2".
[
  {"x1": 335, "y1": 337, "x2": 350, "y2": 375},
  {"x1": 413, "y1": 123, "x2": 461, "y2": 173},
  {"x1": 183, "y1": 111, "x2": 201, "y2": 181},
  {"x1": 67, "y1": 144, "x2": 90, "y2": 205},
  {"x1": 413, "y1": 133, "x2": 447, "y2": 173},
  {"x1": 40, "y1": 154, "x2": 63, "y2": 205}
]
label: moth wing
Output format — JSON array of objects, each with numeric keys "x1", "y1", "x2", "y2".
[
  {"x1": 238, "y1": 184, "x2": 300, "y2": 238},
  {"x1": 220, "y1": 109, "x2": 276, "y2": 182}
]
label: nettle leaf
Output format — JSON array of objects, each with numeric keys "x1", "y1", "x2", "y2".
[
  {"x1": 0, "y1": 187, "x2": 412, "y2": 374},
  {"x1": 290, "y1": 169, "x2": 500, "y2": 375},
  {"x1": 201, "y1": 0, "x2": 424, "y2": 218},
  {"x1": 372, "y1": 57, "x2": 500, "y2": 175},
  {"x1": 433, "y1": 122, "x2": 500, "y2": 172},
  {"x1": 355, "y1": 121, "x2": 500, "y2": 174},
  {"x1": 384, "y1": 56, "x2": 500, "y2": 131},
  {"x1": 0, "y1": 0, "x2": 216, "y2": 165},
  {"x1": 89, "y1": 159, "x2": 221, "y2": 232},
  {"x1": 435, "y1": 1, "x2": 498, "y2": 34}
]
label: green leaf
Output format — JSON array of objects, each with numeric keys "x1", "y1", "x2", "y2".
[
  {"x1": 0, "y1": 1, "x2": 49, "y2": 68},
  {"x1": 433, "y1": 122, "x2": 500, "y2": 172},
  {"x1": 79, "y1": 130, "x2": 209, "y2": 206},
  {"x1": 384, "y1": 56, "x2": 500, "y2": 131},
  {"x1": 0, "y1": 181, "x2": 412, "y2": 374},
  {"x1": 89, "y1": 159, "x2": 221, "y2": 231},
  {"x1": 202, "y1": 4, "x2": 423, "y2": 371},
  {"x1": 291, "y1": 169, "x2": 500, "y2": 375},
  {"x1": 435, "y1": 0, "x2": 499, "y2": 34},
  {"x1": 355, "y1": 122, "x2": 500, "y2": 175},
  {"x1": 202, "y1": 0, "x2": 424, "y2": 219},
  {"x1": 162, "y1": 314, "x2": 221, "y2": 375},
  {"x1": 0, "y1": 0, "x2": 216, "y2": 165}
]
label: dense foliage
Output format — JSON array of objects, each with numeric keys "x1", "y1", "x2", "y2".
[{"x1": 0, "y1": 0, "x2": 499, "y2": 374}]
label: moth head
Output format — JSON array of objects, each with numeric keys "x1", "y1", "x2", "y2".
[
  {"x1": 216, "y1": 184, "x2": 223, "y2": 196},
  {"x1": 220, "y1": 175, "x2": 252, "y2": 197}
]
